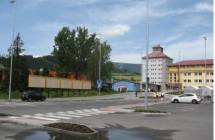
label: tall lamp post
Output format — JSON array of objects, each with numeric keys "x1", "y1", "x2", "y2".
[
  {"x1": 8, "y1": 0, "x2": 16, "y2": 101},
  {"x1": 96, "y1": 33, "x2": 102, "y2": 96},
  {"x1": 98, "y1": 39, "x2": 101, "y2": 96},
  {"x1": 144, "y1": 0, "x2": 150, "y2": 109},
  {"x1": 203, "y1": 36, "x2": 207, "y2": 86}
]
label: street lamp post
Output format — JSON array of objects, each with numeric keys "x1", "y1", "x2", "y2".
[
  {"x1": 96, "y1": 33, "x2": 102, "y2": 96},
  {"x1": 203, "y1": 36, "x2": 207, "y2": 86},
  {"x1": 98, "y1": 40, "x2": 101, "y2": 96},
  {"x1": 8, "y1": 0, "x2": 16, "y2": 101},
  {"x1": 144, "y1": 0, "x2": 149, "y2": 110}
]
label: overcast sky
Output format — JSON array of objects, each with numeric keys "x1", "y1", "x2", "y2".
[{"x1": 0, "y1": 0, "x2": 213, "y2": 64}]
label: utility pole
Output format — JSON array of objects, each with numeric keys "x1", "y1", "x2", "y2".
[
  {"x1": 8, "y1": 0, "x2": 16, "y2": 102},
  {"x1": 144, "y1": 0, "x2": 149, "y2": 110},
  {"x1": 203, "y1": 36, "x2": 207, "y2": 86}
]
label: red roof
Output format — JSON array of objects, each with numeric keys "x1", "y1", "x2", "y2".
[
  {"x1": 143, "y1": 51, "x2": 172, "y2": 59},
  {"x1": 170, "y1": 59, "x2": 213, "y2": 66}
]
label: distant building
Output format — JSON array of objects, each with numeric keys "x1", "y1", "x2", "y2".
[
  {"x1": 112, "y1": 81, "x2": 139, "y2": 92},
  {"x1": 142, "y1": 44, "x2": 173, "y2": 90},
  {"x1": 168, "y1": 59, "x2": 214, "y2": 89}
]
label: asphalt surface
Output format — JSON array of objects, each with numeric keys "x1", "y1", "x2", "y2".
[
  {"x1": 0, "y1": 95, "x2": 213, "y2": 140},
  {"x1": 69, "y1": 102, "x2": 213, "y2": 140},
  {"x1": 0, "y1": 98, "x2": 147, "y2": 116}
]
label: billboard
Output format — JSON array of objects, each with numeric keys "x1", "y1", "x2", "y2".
[{"x1": 28, "y1": 75, "x2": 91, "y2": 90}]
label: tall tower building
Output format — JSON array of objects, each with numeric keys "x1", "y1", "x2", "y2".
[{"x1": 142, "y1": 44, "x2": 173, "y2": 90}]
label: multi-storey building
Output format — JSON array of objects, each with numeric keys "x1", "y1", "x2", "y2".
[
  {"x1": 168, "y1": 59, "x2": 213, "y2": 89},
  {"x1": 142, "y1": 44, "x2": 173, "y2": 90}
]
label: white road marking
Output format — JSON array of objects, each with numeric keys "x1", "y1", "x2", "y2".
[
  {"x1": 56, "y1": 113, "x2": 82, "y2": 118},
  {"x1": 66, "y1": 111, "x2": 92, "y2": 116},
  {"x1": 8, "y1": 108, "x2": 115, "y2": 122},
  {"x1": 22, "y1": 115, "x2": 32, "y2": 118},
  {"x1": 35, "y1": 114, "x2": 71, "y2": 120},
  {"x1": 31, "y1": 116, "x2": 59, "y2": 121}
]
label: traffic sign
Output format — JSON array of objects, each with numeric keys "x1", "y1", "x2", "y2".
[{"x1": 96, "y1": 80, "x2": 102, "y2": 89}]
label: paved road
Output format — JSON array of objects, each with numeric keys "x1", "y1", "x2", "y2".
[
  {"x1": 73, "y1": 102, "x2": 212, "y2": 140},
  {"x1": 0, "y1": 93, "x2": 170, "y2": 126},
  {"x1": 0, "y1": 94, "x2": 212, "y2": 140},
  {"x1": 0, "y1": 92, "x2": 169, "y2": 116}
]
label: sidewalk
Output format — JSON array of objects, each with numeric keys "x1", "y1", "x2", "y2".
[{"x1": 0, "y1": 92, "x2": 140, "y2": 103}]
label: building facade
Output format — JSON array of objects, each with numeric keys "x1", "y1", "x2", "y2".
[
  {"x1": 112, "y1": 81, "x2": 139, "y2": 92},
  {"x1": 168, "y1": 59, "x2": 214, "y2": 89},
  {"x1": 142, "y1": 44, "x2": 173, "y2": 90}
]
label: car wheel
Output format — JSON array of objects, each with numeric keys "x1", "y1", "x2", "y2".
[
  {"x1": 174, "y1": 99, "x2": 179, "y2": 103},
  {"x1": 192, "y1": 99, "x2": 198, "y2": 104},
  {"x1": 28, "y1": 98, "x2": 32, "y2": 102}
]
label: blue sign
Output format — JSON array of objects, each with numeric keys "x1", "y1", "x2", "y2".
[{"x1": 96, "y1": 80, "x2": 102, "y2": 89}]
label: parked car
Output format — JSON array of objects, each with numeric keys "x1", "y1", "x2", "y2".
[
  {"x1": 21, "y1": 91, "x2": 46, "y2": 102},
  {"x1": 171, "y1": 93, "x2": 201, "y2": 104}
]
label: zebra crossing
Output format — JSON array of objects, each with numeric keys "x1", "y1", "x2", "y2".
[{"x1": 8, "y1": 108, "x2": 115, "y2": 122}]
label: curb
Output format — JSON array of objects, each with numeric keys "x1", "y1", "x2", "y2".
[
  {"x1": 43, "y1": 123, "x2": 98, "y2": 136},
  {"x1": 141, "y1": 112, "x2": 171, "y2": 115}
]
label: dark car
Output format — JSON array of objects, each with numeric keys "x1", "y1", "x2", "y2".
[{"x1": 21, "y1": 91, "x2": 46, "y2": 102}]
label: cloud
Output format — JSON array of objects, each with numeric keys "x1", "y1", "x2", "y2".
[
  {"x1": 166, "y1": 34, "x2": 213, "y2": 62},
  {"x1": 99, "y1": 24, "x2": 130, "y2": 37},
  {"x1": 32, "y1": 22, "x2": 67, "y2": 32},
  {"x1": 163, "y1": 34, "x2": 184, "y2": 44},
  {"x1": 150, "y1": 2, "x2": 213, "y2": 18},
  {"x1": 19, "y1": 0, "x2": 101, "y2": 8},
  {"x1": 111, "y1": 52, "x2": 142, "y2": 64},
  {"x1": 193, "y1": 2, "x2": 213, "y2": 12}
]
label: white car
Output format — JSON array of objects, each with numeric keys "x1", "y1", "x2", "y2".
[{"x1": 171, "y1": 93, "x2": 201, "y2": 104}]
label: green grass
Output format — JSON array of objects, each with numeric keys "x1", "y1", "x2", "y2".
[
  {"x1": 139, "y1": 96, "x2": 161, "y2": 99},
  {"x1": 112, "y1": 73, "x2": 141, "y2": 81},
  {"x1": 0, "y1": 89, "x2": 122, "y2": 99},
  {"x1": 42, "y1": 90, "x2": 120, "y2": 98},
  {"x1": 134, "y1": 108, "x2": 167, "y2": 113},
  {"x1": 166, "y1": 91, "x2": 182, "y2": 95},
  {"x1": 0, "y1": 90, "x2": 22, "y2": 99}
]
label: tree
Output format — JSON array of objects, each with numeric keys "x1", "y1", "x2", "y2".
[
  {"x1": 2, "y1": 33, "x2": 29, "y2": 91},
  {"x1": 53, "y1": 26, "x2": 113, "y2": 84}
]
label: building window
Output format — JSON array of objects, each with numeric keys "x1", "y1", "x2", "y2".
[
  {"x1": 199, "y1": 80, "x2": 202, "y2": 83},
  {"x1": 195, "y1": 80, "x2": 198, "y2": 83},
  {"x1": 174, "y1": 73, "x2": 176, "y2": 76},
  {"x1": 210, "y1": 72, "x2": 213, "y2": 76},
  {"x1": 211, "y1": 79, "x2": 214, "y2": 82},
  {"x1": 206, "y1": 79, "x2": 209, "y2": 83},
  {"x1": 188, "y1": 73, "x2": 191, "y2": 76},
  {"x1": 184, "y1": 73, "x2": 186, "y2": 76},
  {"x1": 206, "y1": 72, "x2": 210, "y2": 75},
  {"x1": 199, "y1": 72, "x2": 202, "y2": 76},
  {"x1": 188, "y1": 80, "x2": 191, "y2": 83},
  {"x1": 195, "y1": 72, "x2": 198, "y2": 76},
  {"x1": 184, "y1": 80, "x2": 187, "y2": 82}
]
